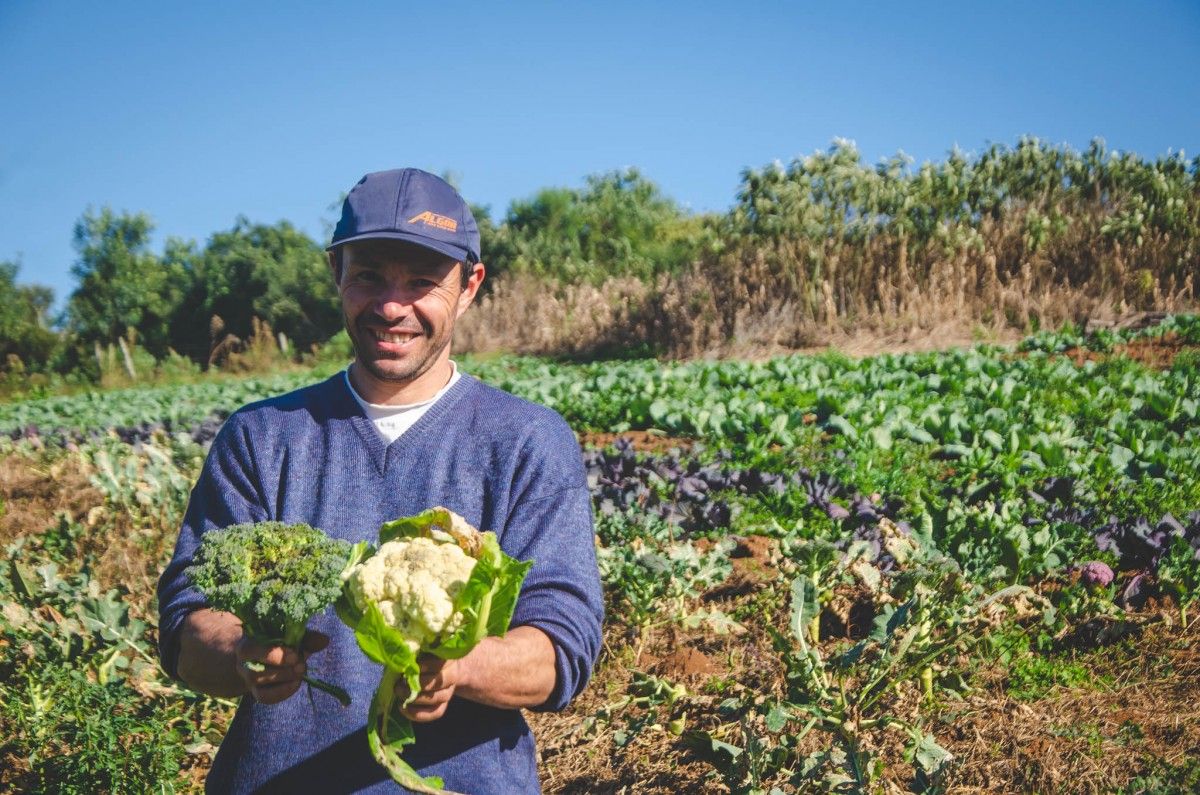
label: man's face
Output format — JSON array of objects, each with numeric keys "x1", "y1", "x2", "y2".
[{"x1": 334, "y1": 239, "x2": 483, "y2": 390}]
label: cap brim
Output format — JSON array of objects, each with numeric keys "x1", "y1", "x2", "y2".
[{"x1": 326, "y1": 231, "x2": 473, "y2": 263}]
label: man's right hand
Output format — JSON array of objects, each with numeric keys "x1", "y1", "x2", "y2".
[
  {"x1": 177, "y1": 608, "x2": 328, "y2": 703},
  {"x1": 236, "y1": 632, "x2": 329, "y2": 704}
]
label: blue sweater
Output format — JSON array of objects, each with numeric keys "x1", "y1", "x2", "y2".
[{"x1": 157, "y1": 372, "x2": 604, "y2": 794}]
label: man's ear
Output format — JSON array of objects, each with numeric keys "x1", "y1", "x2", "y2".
[
  {"x1": 327, "y1": 250, "x2": 341, "y2": 286},
  {"x1": 456, "y1": 261, "x2": 486, "y2": 318}
]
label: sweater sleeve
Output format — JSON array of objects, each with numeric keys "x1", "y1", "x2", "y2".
[
  {"x1": 501, "y1": 419, "x2": 604, "y2": 713},
  {"x1": 155, "y1": 414, "x2": 270, "y2": 680}
]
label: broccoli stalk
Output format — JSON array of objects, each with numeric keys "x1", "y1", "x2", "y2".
[{"x1": 187, "y1": 521, "x2": 365, "y2": 707}]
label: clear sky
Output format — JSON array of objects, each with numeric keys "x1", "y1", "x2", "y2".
[{"x1": 2, "y1": 0, "x2": 1198, "y2": 310}]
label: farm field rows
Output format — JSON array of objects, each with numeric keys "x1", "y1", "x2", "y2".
[{"x1": 1, "y1": 317, "x2": 1198, "y2": 793}]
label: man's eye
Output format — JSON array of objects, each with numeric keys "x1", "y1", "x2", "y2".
[{"x1": 412, "y1": 279, "x2": 437, "y2": 289}]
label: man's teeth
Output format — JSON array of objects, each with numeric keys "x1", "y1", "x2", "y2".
[{"x1": 373, "y1": 330, "x2": 417, "y2": 343}]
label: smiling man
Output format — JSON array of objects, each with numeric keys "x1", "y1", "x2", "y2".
[{"x1": 157, "y1": 169, "x2": 603, "y2": 794}]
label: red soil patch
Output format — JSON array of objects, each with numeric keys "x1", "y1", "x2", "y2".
[
  {"x1": 726, "y1": 535, "x2": 782, "y2": 592},
  {"x1": 729, "y1": 534, "x2": 777, "y2": 571},
  {"x1": 1063, "y1": 332, "x2": 1197, "y2": 369},
  {"x1": 695, "y1": 535, "x2": 781, "y2": 602},
  {"x1": 643, "y1": 643, "x2": 720, "y2": 680},
  {"x1": 577, "y1": 430, "x2": 694, "y2": 454}
]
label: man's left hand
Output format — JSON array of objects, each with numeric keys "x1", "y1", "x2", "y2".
[
  {"x1": 399, "y1": 655, "x2": 466, "y2": 722},
  {"x1": 394, "y1": 627, "x2": 557, "y2": 721}
]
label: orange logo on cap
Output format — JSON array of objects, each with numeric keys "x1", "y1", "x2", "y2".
[{"x1": 408, "y1": 211, "x2": 458, "y2": 232}]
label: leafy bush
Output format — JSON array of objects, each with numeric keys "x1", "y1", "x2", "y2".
[
  {"x1": 486, "y1": 168, "x2": 711, "y2": 286},
  {"x1": 0, "y1": 667, "x2": 184, "y2": 794}
]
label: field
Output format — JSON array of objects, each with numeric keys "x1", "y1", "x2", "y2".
[{"x1": 1, "y1": 316, "x2": 1199, "y2": 793}]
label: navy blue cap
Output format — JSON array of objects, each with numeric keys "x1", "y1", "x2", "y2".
[{"x1": 329, "y1": 169, "x2": 481, "y2": 263}]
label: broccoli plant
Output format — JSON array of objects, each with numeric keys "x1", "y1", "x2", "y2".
[
  {"x1": 337, "y1": 507, "x2": 532, "y2": 795},
  {"x1": 187, "y1": 521, "x2": 361, "y2": 707}
]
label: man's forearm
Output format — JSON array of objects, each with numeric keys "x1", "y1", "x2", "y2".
[
  {"x1": 458, "y1": 625, "x2": 558, "y2": 710},
  {"x1": 177, "y1": 608, "x2": 249, "y2": 698}
]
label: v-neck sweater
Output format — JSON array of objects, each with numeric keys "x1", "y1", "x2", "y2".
[{"x1": 157, "y1": 372, "x2": 603, "y2": 794}]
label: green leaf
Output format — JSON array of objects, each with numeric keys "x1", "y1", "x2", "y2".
[
  {"x1": 436, "y1": 532, "x2": 533, "y2": 659},
  {"x1": 354, "y1": 602, "x2": 419, "y2": 693},
  {"x1": 869, "y1": 604, "x2": 897, "y2": 643},
  {"x1": 938, "y1": 443, "x2": 972, "y2": 459},
  {"x1": 379, "y1": 507, "x2": 448, "y2": 545},
  {"x1": 367, "y1": 669, "x2": 447, "y2": 794},
  {"x1": 97, "y1": 646, "x2": 124, "y2": 684},
  {"x1": 912, "y1": 732, "x2": 953, "y2": 774},
  {"x1": 789, "y1": 576, "x2": 817, "y2": 645},
  {"x1": 982, "y1": 429, "x2": 1004, "y2": 451},
  {"x1": 831, "y1": 640, "x2": 867, "y2": 670},
  {"x1": 869, "y1": 425, "x2": 893, "y2": 450},
  {"x1": 8, "y1": 559, "x2": 38, "y2": 600},
  {"x1": 769, "y1": 413, "x2": 789, "y2": 437},
  {"x1": 1109, "y1": 444, "x2": 1135, "y2": 473},
  {"x1": 872, "y1": 598, "x2": 913, "y2": 643},
  {"x1": 765, "y1": 704, "x2": 791, "y2": 733},
  {"x1": 686, "y1": 731, "x2": 743, "y2": 760},
  {"x1": 825, "y1": 414, "x2": 858, "y2": 440},
  {"x1": 902, "y1": 422, "x2": 934, "y2": 444}
]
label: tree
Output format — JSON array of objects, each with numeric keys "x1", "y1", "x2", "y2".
[
  {"x1": 0, "y1": 260, "x2": 59, "y2": 370},
  {"x1": 488, "y1": 168, "x2": 709, "y2": 285},
  {"x1": 175, "y1": 218, "x2": 341, "y2": 360},
  {"x1": 64, "y1": 208, "x2": 189, "y2": 357}
]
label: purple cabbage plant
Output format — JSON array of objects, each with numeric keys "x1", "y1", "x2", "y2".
[
  {"x1": 583, "y1": 440, "x2": 915, "y2": 571},
  {"x1": 1033, "y1": 476, "x2": 1200, "y2": 607}
]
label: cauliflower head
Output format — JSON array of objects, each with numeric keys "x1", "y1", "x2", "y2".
[{"x1": 345, "y1": 536, "x2": 477, "y2": 651}]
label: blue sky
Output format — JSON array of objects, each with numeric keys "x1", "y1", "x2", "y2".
[{"x1": 2, "y1": 0, "x2": 1198, "y2": 310}]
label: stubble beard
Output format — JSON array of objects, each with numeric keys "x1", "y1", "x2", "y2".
[{"x1": 345, "y1": 309, "x2": 452, "y2": 386}]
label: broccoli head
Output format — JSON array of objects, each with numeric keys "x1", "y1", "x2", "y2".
[
  {"x1": 187, "y1": 522, "x2": 362, "y2": 707},
  {"x1": 188, "y1": 521, "x2": 355, "y2": 647}
]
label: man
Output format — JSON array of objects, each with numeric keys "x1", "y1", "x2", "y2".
[{"x1": 157, "y1": 169, "x2": 604, "y2": 794}]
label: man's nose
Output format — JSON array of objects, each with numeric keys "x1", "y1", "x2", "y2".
[{"x1": 373, "y1": 283, "x2": 416, "y2": 320}]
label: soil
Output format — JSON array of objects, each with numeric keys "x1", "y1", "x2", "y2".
[
  {"x1": 704, "y1": 534, "x2": 780, "y2": 598},
  {"x1": 0, "y1": 453, "x2": 172, "y2": 616},
  {"x1": 642, "y1": 639, "x2": 720, "y2": 679}
]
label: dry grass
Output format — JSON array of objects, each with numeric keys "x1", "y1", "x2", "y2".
[
  {"x1": 942, "y1": 620, "x2": 1200, "y2": 794},
  {"x1": 0, "y1": 454, "x2": 101, "y2": 545},
  {"x1": 457, "y1": 273, "x2": 656, "y2": 357},
  {"x1": 0, "y1": 452, "x2": 178, "y2": 620},
  {"x1": 459, "y1": 221, "x2": 1197, "y2": 359}
]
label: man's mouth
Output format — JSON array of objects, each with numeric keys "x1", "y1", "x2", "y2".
[{"x1": 370, "y1": 329, "x2": 421, "y2": 344}]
